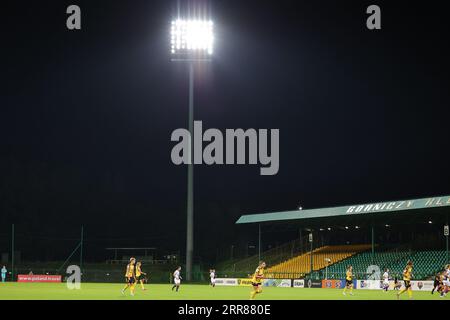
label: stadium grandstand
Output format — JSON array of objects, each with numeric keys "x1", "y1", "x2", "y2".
[
  {"x1": 266, "y1": 244, "x2": 372, "y2": 279},
  {"x1": 227, "y1": 195, "x2": 450, "y2": 282},
  {"x1": 2, "y1": 195, "x2": 449, "y2": 284}
]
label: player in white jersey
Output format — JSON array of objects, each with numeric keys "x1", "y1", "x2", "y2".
[
  {"x1": 441, "y1": 265, "x2": 450, "y2": 297},
  {"x1": 382, "y1": 268, "x2": 390, "y2": 292},
  {"x1": 209, "y1": 269, "x2": 216, "y2": 287},
  {"x1": 172, "y1": 266, "x2": 182, "y2": 292}
]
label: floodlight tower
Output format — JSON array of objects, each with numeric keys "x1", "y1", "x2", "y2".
[{"x1": 171, "y1": 17, "x2": 214, "y2": 281}]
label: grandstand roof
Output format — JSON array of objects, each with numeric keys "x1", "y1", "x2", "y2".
[{"x1": 236, "y1": 195, "x2": 450, "y2": 225}]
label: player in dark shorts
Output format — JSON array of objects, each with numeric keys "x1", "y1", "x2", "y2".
[
  {"x1": 343, "y1": 265, "x2": 354, "y2": 296},
  {"x1": 121, "y1": 257, "x2": 136, "y2": 296},
  {"x1": 431, "y1": 272, "x2": 442, "y2": 294},
  {"x1": 397, "y1": 260, "x2": 413, "y2": 300},
  {"x1": 250, "y1": 261, "x2": 266, "y2": 300},
  {"x1": 135, "y1": 261, "x2": 148, "y2": 290},
  {"x1": 393, "y1": 276, "x2": 401, "y2": 290}
]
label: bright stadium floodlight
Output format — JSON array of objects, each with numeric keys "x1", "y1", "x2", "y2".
[{"x1": 171, "y1": 19, "x2": 214, "y2": 58}]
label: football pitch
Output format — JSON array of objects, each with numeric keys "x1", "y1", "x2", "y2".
[{"x1": 0, "y1": 283, "x2": 446, "y2": 300}]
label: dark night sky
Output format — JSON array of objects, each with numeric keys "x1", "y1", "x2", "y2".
[{"x1": 1, "y1": 0, "x2": 449, "y2": 262}]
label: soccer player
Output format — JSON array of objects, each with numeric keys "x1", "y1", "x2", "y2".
[
  {"x1": 210, "y1": 269, "x2": 216, "y2": 287},
  {"x1": 135, "y1": 262, "x2": 147, "y2": 290},
  {"x1": 121, "y1": 257, "x2": 136, "y2": 296},
  {"x1": 172, "y1": 266, "x2": 182, "y2": 292},
  {"x1": 440, "y1": 264, "x2": 450, "y2": 298},
  {"x1": 431, "y1": 271, "x2": 442, "y2": 295},
  {"x1": 342, "y1": 265, "x2": 354, "y2": 296},
  {"x1": 382, "y1": 268, "x2": 390, "y2": 292},
  {"x1": 250, "y1": 261, "x2": 266, "y2": 300},
  {"x1": 393, "y1": 275, "x2": 401, "y2": 290},
  {"x1": 397, "y1": 260, "x2": 413, "y2": 300},
  {"x1": 1, "y1": 266, "x2": 7, "y2": 283}
]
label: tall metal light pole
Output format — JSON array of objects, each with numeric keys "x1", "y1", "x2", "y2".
[
  {"x1": 186, "y1": 61, "x2": 194, "y2": 281},
  {"x1": 445, "y1": 222, "x2": 449, "y2": 263},
  {"x1": 11, "y1": 224, "x2": 15, "y2": 282},
  {"x1": 371, "y1": 224, "x2": 375, "y2": 264},
  {"x1": 171, "y1": 18, "x2": 214, "y2": 281},
  {"x1": 325, "y1": 258, "x2": 331, "y2": 280},
  {"x1": 80, "y1": 226, "x2": 84, "y2": 275},
  {"x1": 258, "y1": 224, "x2": 262, "y2": 261},
  {"x1": 309, "y1": 232, "x2": 313, "y2": 274}
]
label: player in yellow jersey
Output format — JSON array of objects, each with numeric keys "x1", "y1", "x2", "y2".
[
  {"x1": 135, "y1": 261, "x2": 147, "y2": 290},
  {"x1": 250, "y1": 261, "x2": 266, "y2": 300},
  {"x1": 343, "y1": 265, "x2": 354, "y2": 296},
  {"x1": 397, "y1": 260, "x2": 413, "y2": 300},
  {"x1": 121, "y1": 257, "x2": 136, "y2": 296}
]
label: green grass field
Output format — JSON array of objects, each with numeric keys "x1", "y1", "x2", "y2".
[{"x1": 0, "y1": 282, "x2": 447, "y2": 300}]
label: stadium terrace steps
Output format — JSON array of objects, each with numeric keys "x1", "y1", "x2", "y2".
[
  {"x1": 323, "y1": 250, "x2": 448, "y2": 280},
  {"x1": 218, "y1": 237, "x2": 310, "y2": 275},
  {"x1": 266, "y1": 244, "x2": 373, "y2": 279}
]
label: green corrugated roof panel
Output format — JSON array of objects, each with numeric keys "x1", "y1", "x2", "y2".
[{"x1": 236, "y1": 195, "x2": 450, "y2": 224}]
